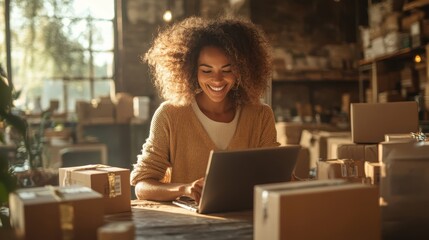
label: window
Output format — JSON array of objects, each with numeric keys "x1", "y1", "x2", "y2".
[
  {"x1": 0, "y1": 0, "x2": 6, "y2": 67},
  {"x1": 8, "y1": 0, "x2": 115, "y2": 114}
]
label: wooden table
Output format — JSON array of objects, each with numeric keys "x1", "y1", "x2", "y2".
[{"x1": 104, "y1": 200, "x2": 254, "y2": 240}]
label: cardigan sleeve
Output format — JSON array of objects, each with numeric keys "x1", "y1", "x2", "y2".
[
  {"x1": 130, "y1": 103, "x2": 172, "y2": 185},
  {"x1": 258, "y1": 104, "x2": 281, "y2": 147}
]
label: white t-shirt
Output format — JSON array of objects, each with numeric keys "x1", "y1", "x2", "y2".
[{"x1": 191, "y1": 99, "x2": 239, "y2": 150}]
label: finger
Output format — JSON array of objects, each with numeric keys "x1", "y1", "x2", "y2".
[
  {"x1": 192, "y1": 184, "x2": 202, "y2": 194},
  {"x1": 195, "y1": 178, "x2": 205, "y2": 187},
  {"x1": 192, "y1": 191, "x2": 201, "y2": 204}
]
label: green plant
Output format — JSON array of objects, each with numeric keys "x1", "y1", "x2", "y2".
[
  {"x1": 1, "y1": 64, "x2": 57, "y2": 191},
  {"x1": 0, "y1": 64, "x2": 18, "y2": 206},
  {"x1": 0, "y1": 64, "x2": 34, "y2": 169}
]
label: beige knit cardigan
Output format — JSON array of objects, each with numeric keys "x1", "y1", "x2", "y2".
[{"x1": 130, "y1": 101, "x2": 280, "y2": 185}]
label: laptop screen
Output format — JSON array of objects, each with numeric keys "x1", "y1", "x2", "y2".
[{"x1": 197, "y1": 145, "x2": 300, "y2": 214}]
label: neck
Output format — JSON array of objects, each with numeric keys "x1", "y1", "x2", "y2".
[
  {"x1": 195, "y1": 93, "x2": 234, "y2": 114},
  {"x1": 195, "y1": 93, "x2": 236, "y2": 123}
]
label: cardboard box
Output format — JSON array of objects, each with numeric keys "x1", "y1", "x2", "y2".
[
  {"x1": 378, "y1": 142, "x2": 429, "y2": 225},
  {"x1": 326, "y1": 136, "x2": 353, "y2": 159},
  {"x1": 378, "y1": 142, "x2": 429, "y2": 200},
  {"x1": 384, "y1": 133, "x2": 416, "y2": 142},
  {"x1": 317, "y1": 159, "x2": 365, "y2": 181},
  {"x1": 9, "y1": 186, "x2": 103, "y2": 240},
  {"x1": 114, "y1": 93, "x2": 134, "y2": 123},
  {"x1": 300, "y1": 130, "x2": 351, "y2": 169},
  {"x1": 350, "y1": 102, "x2": 419, "y2": 143},
  {"x1": 59, "y1": 165, "x2": 131, "y2": 214},
  {"x1": 365, "y1": 161, "x2": 381, "y2": 185},
  {"x1": 337, "y1": 143, "x2": 378, "y2": 162},
  {"x1": 377, "y1": 91, "x2": 404, "y2": 103},
  {"x1": 385, "y1": 132, "x2": 428, "y2": 142},
  {"x1": 371, "y1": 37, "x2": 386, "y2": 57},
  {"x1": 89, "y1": 97, "x2": 115, "y2": 124},
  {"x1": 76, "y1": 101, "x2": 91, "y2": 124},
  {"x1": 382, "y1": 12, "x2": 402, "y2": 33},
  {"x1": 254, "y1": 180, "x2": 381, "y2": 240},
  {"x1": 275, "y1": 122, "x2": 303, "y2": 145}
]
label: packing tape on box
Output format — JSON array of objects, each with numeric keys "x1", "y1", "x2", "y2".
[
  {"x1": 59, "y1": 203, "x2": 74, "y2": 240},
  {"x1": 62, "y1": 164, "x2": 121, "y2": 198}
]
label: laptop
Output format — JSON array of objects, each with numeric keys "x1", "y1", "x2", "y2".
[
  {"x1": 172, "y1": 145, "x2": 301, "y2": 214},
  {"x1": 350, "y1": 102, "x2": 419, "y2": 143}
]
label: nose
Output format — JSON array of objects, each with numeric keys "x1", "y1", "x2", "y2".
[{"x1": 213, "y1": 71, "x2": 223, "y2": 82}]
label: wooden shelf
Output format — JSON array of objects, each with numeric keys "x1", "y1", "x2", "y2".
[
  {"x1": 358, "y1": 46, "x2": 425, "y2": 66},
  {"x1": 273, "y1": 70, "x2": 359, "y2": 82},
  {"x1": 403, "y1": 0, "x2": 429, "y2": 11}
]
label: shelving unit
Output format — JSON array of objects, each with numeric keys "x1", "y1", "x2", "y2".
[
  {"x1": 358, "y1": 0, "x2": 429, "y2": 106},
  {"x1": 271, "y1": 69, "x2": 363, "y2": 123},
  {"x1": 358, "y1": 45, "x2": 427, "y2": 103},
  {"x1": 273, "y1": 70, "x2": 360, "y2": 82},
  {"x1": 356, "y1": 0, "x2": 429, "y2": 128}
]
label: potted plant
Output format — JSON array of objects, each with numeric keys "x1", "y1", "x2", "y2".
[
  {"x1": 0, "y1": 64, "x2": 17, "y2": 230},
  {"x1": 0, "y1": 64, "x2": 57, "y2": 188}
]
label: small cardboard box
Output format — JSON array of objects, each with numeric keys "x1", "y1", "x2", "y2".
[
  {"x1": 326, "y1": 136, "x2": 352, "y2": 159},
  {"x1": 337, "y1": 143, "x2": 378, "y2": 162},
  {"x1": 317, "y1": 159, "x2": 365, "y2": 180},
  {"x1": 59, "y1": 165, "x2": 131, "y2": 214},
  {"x1": 350, "y1": 102, "x2": 419, "y2": 144},
  {"x1": 89, "y1": 97, "x2": 115, "y2": 124},
  {"x1": 254, "y1": 180, "x2": 381, "y2": 240},
  {"x1": 9, "y1": 186, "x2": 103, "y2": 240},
  {"x1": 384, "y1": 133, "x2": 416, "y2": 142},
  {"x1": 300, "y1": 130, "x2": 351, "y2": 169},
  {"x1": 365, "y1": 161, "x2": 381, "y2": 185},
  {"x1": 275, "y1": 122, "x2": 303, "y2": 145},
  {"x1": 114, "y1": 93, "x2": 134, "y2": 124}
]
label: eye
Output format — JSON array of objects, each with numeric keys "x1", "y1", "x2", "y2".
[
  {"x1": 222, "y1": 70, "x2": 232, "y2": 73},
  {"x1": 201, "y1": 70, "x2": 211, "y2": 73}
]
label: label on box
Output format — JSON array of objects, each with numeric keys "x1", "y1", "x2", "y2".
[
  {"x1": 411, "y1": 22, "x2": 420, "y2": 35},
  {"x1": 106, "y1": 173, "x2": 122, "y2": 198},
  {"x1": 340, "y1": 159, "x2": 359, "y2": 177},
  {"x1": 114, "y1": 174, "x2": 122, "y2": 196}
]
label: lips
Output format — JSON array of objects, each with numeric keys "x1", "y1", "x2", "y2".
[{"x1": 208, "y1": 85, "x2": 226, "y2": 92}]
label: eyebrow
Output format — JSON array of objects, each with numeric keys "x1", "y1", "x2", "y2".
[{"x1": 199, "y1": 64, "x2": 231, "y2": 68}]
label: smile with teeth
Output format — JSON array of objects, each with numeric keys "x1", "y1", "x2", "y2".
[{"x1": 208, "y1": 85, "x2": 226, "y2": 92}]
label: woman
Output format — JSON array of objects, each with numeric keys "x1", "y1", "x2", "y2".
[{"x1": 130, "y1": 16, "x2": 280, "y2": 203}]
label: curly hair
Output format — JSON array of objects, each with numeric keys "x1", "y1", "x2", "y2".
[{"x1": 143, "y1": 16, "x2": 272, "y2": 106}]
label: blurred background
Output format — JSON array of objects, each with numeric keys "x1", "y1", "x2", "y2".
[{"x1": 2, "y1": 0, "x2": 429, "y2": 170}]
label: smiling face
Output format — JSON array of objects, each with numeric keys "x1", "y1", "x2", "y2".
[{"x1": 197, "y1": 46, "x2": 236, "y2": 106}]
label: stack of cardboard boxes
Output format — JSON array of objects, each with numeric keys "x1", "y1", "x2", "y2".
[
  {"x1": 317, "y1": 101, "x2": 419, "y2": 184},
  {"x1": 76, "y1": 93, "x2": 135, "y2": 125},
  {"x1": 8, "y1": 165, "x2": 133, "y2": 240},
  {"x1": 255, "y1": 101, "x2": 427, "y2": 239},
  {"x1": 361, "y1": 0, "x2": 429, "y2": 60}
]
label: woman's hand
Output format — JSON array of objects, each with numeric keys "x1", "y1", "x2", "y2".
[
  {"x1": 135, "y1": 178, "x2": 206, "y2": 202},
  {"x1": 185, "y1": 177, "x2": 205, "y2": 204}
]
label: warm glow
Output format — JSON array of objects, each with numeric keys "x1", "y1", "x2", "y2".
[
  {"x1": 414, "y1": 54, "x2": 422, "y2": 63},
  {"x1": 163, "y1": 10, "x2": 172, "y2": 22}
]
